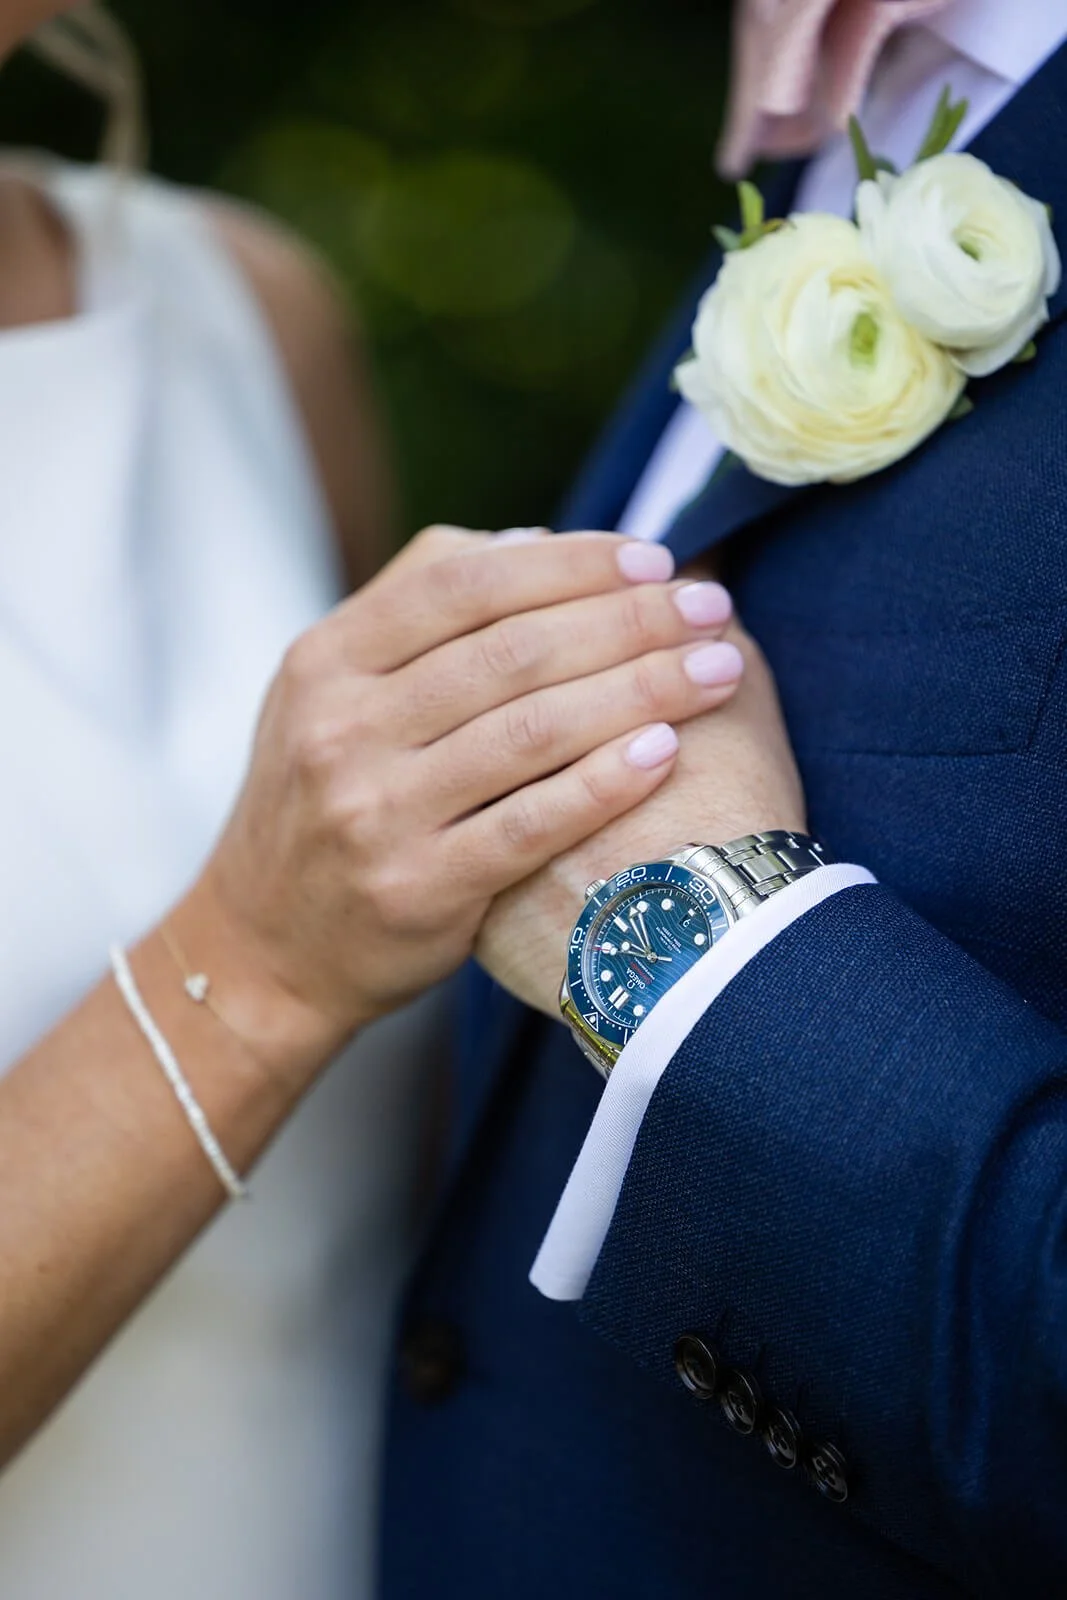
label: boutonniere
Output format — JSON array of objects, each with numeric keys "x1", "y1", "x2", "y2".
[{"x1": 675, "y1": 89, "x2": 1062, "y2": 487}]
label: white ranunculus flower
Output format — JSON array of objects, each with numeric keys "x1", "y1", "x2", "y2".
[
  {"x1": 674, "y1": 214, "x2": 965, "y2": 487},
  {"x1": 856, "y1": 152, "x2": 1061, "y2": 378}
]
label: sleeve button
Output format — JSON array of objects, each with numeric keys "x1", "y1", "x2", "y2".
[
  {"x1": 761, "y1": 1407, "x2": 802, "y2": 1470},
  {"x1": 805, "y1": 1440, "x2": 850, "y2": 1503},
  {"x1": 673, "y1": 1333, "x2": 720, "y2": 1400},
  {"x1": 718, "y1": 1369, "x2": 763, "y2": 1435}
]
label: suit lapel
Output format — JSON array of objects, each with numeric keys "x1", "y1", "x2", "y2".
[{"x1": 666, "y1": 462, "x2": 810, "y2": 569}]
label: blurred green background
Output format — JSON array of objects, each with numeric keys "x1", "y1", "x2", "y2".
[{"x1": 0, "y1": 0, "x2": 733, "y2": 538}]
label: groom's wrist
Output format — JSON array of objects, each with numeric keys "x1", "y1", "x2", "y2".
[{"x1": 477, "y1": 806, "x2": 811, "y2": 1022}]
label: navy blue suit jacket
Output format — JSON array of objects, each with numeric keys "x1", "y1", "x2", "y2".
[{"x1": 380, "y1": 45, "x2": 1067, "y2": 1599}]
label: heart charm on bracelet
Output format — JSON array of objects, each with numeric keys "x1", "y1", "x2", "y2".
[{"x1": 185, "y1": 973, "x2": 210, "y2": 1003}]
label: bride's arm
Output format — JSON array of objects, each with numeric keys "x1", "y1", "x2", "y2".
[
  {"x1": 0, "y1": 883, "x2": 317, "y2": 1467},
  {"x1": 0, "y1": 526, "x2": 740, "y2": 1465}
]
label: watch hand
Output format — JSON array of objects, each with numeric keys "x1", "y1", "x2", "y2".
[
  {"x1": 626, "y1": 945, "x2": 672, "y2": 965},
  {"x1": 623, "y1": 938, "x2": 655, "y2": 960}
]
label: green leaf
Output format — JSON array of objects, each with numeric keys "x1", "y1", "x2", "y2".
[
  {"x1": 737, "y1": 180, "x2": 764, "y2": 235},
  {"x1": 873, "y1": 157, "x2": 899, "y2": 176},
  {"x1": 948, "y1": 393, "x2": 975, "y2": 422},
  {"x1": 940, "y1": 98, "x2": 969, "y2": 150},
  {"x1": 1014, "y1": 340, "x2": 1038, "y2": 364},
  {"x1": 917, "y1": 83, "x2": 951, "y2": 158},
  {"x1": 713, "y1": 224, "x2": 741, "y2": 253},
  {"x1": 848, "y1": 116, "x2": 878, "y2": 183},
  {"x1": 916, "y1": 84, "x2": 970, "y2": 162}
]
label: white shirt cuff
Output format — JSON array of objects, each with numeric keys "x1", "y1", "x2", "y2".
[{"x1": 529, "y1": 862, "x2": 877, "y2": 1302}]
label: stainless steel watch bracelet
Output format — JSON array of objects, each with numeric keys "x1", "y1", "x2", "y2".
[{"x1": 673, "y1": 832, "x2": 831, "y2": 920}]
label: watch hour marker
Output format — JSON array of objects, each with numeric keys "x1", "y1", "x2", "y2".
[
  {"x1": 613, "y1": 916, "x2": 629, "y2": 932},
  {"x1": 633, "y1": 1004, "x2": 646, "y2": 1017},
  {"x1": 600, "y1": 942, "x2": 617, "y2": 956},
  {"x1": 620, "y1": 940, "x2": 631, "y2": 952},
  {"x1": 660, "y1": 898, "x2": 673, "y2": 911},
  {"x1": 609, "y1": 985, "x2": 630, "y2": 1008},
  {"x1": 636, "y1": 901, "x2": 649, "y2": 914},
  {"x1": 694, "y1": 933, "x2": 707, "y2": 946},
  {"x1": 600, "y1": 970, "x2": 613, "y2": 983}
]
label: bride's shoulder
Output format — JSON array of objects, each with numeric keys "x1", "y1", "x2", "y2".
[{"x1": 204, "y1": 194, "x2": 393, "y2": 590}]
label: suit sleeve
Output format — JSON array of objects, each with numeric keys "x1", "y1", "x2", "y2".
[{"x1": 567, "y1": 883, "x2": 1067, "y2": 1594}]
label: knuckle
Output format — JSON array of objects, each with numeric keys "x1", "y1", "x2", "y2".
[
  {"x1": 629, "y1": 655, "x2": 668, "y2": 716},
  {"x1": 280, "y1": 629, "x2": 327, "y2": 694},
  {"x1": 291, "y1": 719, "x2": 347, "y2": 784},
  {"x1": 365, "y1": 860, "x2": 426, "y2": 935},
  {"x1": 478, "y1": 615, "x2": 539, "y2": 681},
  {"x1": 410, "y1": 524, "x2": 471, "y2": 564},
  {"x1": 324, "y1": 777, "x2": 388, "y2": 846},
  {"x1": 617, "y1": 587, "x2": 661, "y2": 654},
  {"x1": 412, "y1": 523, "x2": 450, "y2": 547},
  {"x1": 498, "y1": 793, "x2": 548, "y2": 854},
  {"x1": 435, "y1": 549, "x2": 492, "y2": 617},
  {"x1": 577, "y1": 760, "x2": 621, "y2": 812},
  {"x1": 398, "y1": 526, "x2": 486, "y2": 584},
  {"x1": 503, "y1": 692, "x2": 555, "y2": 757},
  {"x1": 415, "y1": 522, "x2": 480, "y2": 549}
]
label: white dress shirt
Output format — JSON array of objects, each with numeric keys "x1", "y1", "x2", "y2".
[{"x1": 531, "y1": 0, "x2": 1067, "y2": 1301}]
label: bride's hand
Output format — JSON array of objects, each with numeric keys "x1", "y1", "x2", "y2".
[{"x1": 180, "y1": 526, "x2": 743, "y2": 1075}]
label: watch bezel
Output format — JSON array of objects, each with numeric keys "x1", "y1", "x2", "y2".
[{"x1": 564, "y1": 859, "x2": 732, "y2": 1059}]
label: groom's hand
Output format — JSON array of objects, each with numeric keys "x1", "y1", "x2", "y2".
[{"x1": 475, "y1": 613, "x2": 807, "y2": 1016}]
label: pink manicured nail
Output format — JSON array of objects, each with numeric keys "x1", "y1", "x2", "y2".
[
  {"x1": 684, "y1": 640, "x2": 745, "y2": 686},
  {"x1": 617, "y1": 542, "x2": 675, "y2": 583},
  {"x1": 673, "y1": 581, "x2": 733, "y2": 627},
  {"x1": 626, "y1": 723, "x2": 680, "y2": 769}
]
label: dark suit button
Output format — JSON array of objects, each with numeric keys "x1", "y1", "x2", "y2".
[
  {"x1": 761, "y1": 1407, "x2": 802, "y2": 1469},
  {"x1": 805, "y1": 1440, "x2": 850, "y2": 1503},
  {"x1": 400, "y1": 1320, "x2": 466, "y2": 1405},
  {"x1": 718, "y1": 1369, "x2": 763, "y2": 1435},
  {"x1": 673, "y1": 1333, "x2": 720, "y2": 1399}
]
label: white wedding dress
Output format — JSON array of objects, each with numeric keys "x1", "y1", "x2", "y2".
[{"x1": 0, "y1": 161, "x2": 435, "y2": 1599}]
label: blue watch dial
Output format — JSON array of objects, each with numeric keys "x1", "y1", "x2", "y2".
[{"x1": 567, "y1": 861, "x2": 731, "y2": 1053}]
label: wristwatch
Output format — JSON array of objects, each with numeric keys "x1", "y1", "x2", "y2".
[{"x1": 559, "y1": 832, "x2": 831, "y2": 1078}]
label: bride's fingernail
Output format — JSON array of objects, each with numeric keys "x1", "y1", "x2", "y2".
[
  {"x1": 673, "y1": 581, "x2": 732, "y2": 627},
  {"x1": 684, "y1": 641, "x2": 745, "y2": 686},
  {"x1": 617, "y1": 542, "x2": 675, "y2": 583},
  {"x1": 626, "y1": 723, "x2": 680, "y2": 769},
  {"x1": 495, "y1": 526, "x2": 549, "y2": 544}
]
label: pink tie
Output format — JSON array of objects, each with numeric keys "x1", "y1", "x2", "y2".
[{"x1": 717, "y1": 0, "x2": 954, "y2": 179}]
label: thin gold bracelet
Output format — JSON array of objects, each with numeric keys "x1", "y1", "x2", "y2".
[
  {"x1": 159, "y1": 923, "x2": 252, "y2": 1052},
  {"x1": 110, "y1": 943, "x2": 249, "y2": 1201}
]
